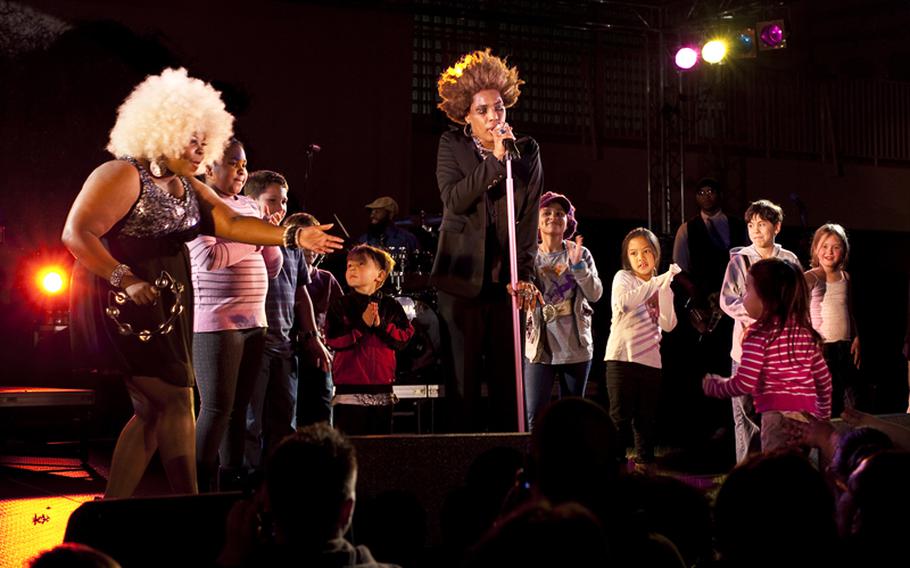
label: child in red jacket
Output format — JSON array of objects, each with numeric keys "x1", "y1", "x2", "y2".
[{"x1": 326, "y1": 245, "x2": 414, "y2": 434}]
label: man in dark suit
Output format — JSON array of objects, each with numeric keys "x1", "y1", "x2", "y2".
[
  {"x1": 432, "y1": 50, "x2": 543, "y2": 432},
  {"x1": 672, "y1": 177, "x2": 748, "y2": 369},
  {"x1": 668, "y1": 177, "x2": 747, "y2": 450}
]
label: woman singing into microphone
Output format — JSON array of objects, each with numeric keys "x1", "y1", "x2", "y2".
[{"x1": 432, "y1": 49, "x2": 543, "y2": 432}]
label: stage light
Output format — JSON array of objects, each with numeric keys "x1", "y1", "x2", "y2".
[
  {"x1": 36, "y1": 266, "x2": 66, "y2": 295},
  {"x1": 733, "y1": 27, "x2": 757, "y2": 58},
  {"x1": 702, "y1": 39, "x2": 728, "y2": 64},
  {"x1": 674, "y1": 47, "x2": 699, "y2": 70},
  {"x1": 757, "y1": 19, "x2": 787, "y2": 50}
]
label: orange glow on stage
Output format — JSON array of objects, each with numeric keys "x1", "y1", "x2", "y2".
[{"x1": 36, "y1": 266, "x2": 67, "y2": 295}]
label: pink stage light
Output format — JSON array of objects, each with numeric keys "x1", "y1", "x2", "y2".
[{"x1": 674, "y1": 47, "x2": 698, "y2": 70}]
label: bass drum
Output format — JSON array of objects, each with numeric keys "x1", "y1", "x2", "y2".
[{"x1": 394, "y1": 294, "x2": 441, "y2": 382}]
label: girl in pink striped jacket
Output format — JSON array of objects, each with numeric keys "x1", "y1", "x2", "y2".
[{"x1": 703, "y1": 257, "x2": 832, "y2": 453}]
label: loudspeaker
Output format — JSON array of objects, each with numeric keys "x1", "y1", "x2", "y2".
[
  {"x1": 350, "y1": 433, "x2": 530, "y2": 546},
  {"x1": 64, "y1": 492, "x2": 242, "y2": 566},
  {"x1": 61, "y1": 434, "x2": 531, "y2": 565}
]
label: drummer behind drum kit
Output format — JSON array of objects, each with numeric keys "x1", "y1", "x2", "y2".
[{"x1": 388, "y1": 212, "x2": 442, "y2": 383}]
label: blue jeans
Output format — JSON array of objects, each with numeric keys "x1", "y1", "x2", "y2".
[
  {"x1": 194, "y1": 328, "x2": 266, "y2": 480},
  {"x1": 245, "y1": 350, "x2": 298, "y2": 470},
  {"x1": 730, "y1": 360, "x2": 761, "y2": 463},
  {"x1": 524, "y1": 360, "x2": 592, "y2": 430}
]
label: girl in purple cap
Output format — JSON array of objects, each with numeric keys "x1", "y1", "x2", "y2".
[{"x1": 524, "y1": 191, "x2": 603, "y2": 430}]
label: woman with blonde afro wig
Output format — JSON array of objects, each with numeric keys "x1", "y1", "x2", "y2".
[
  {"x1": 430, "y1": 49, "x2": 543, "y2": 432},
  {"x1": 107, "y1": 67, "x2": 234, "y2": 168},
  {"x1": 62, "y1": 68, "x2": 342, "y2": 498}
]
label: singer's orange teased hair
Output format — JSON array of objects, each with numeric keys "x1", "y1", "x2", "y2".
[{"x1": 437, "y1": 49, "x2": 523, "y2": 125}]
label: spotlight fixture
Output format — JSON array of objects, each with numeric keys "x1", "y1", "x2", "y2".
[
  {"x1": 702, "y1": 39, "x2": 728, "y2": 64},
  {"x1": 757, "y1": 19, "x2": 787, "y2": 50},
  {"x1": 36, "y1": 265, "x2": 67, "y2": 295},
  {"x1": 674, "y1": 47, "x2": 699, "y2": 70},
  {"x1": 732, "y1": 27, "x2": 757, "y2": 58}
]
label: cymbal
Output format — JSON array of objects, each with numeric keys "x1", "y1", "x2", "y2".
[{"x1": 396, "y1": 214, "x2": 441, "y2": 229}]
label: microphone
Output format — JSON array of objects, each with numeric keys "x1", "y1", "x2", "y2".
[
  {"x1": 497, "y1": 126, "x2": 521, "y2": 159},
  {"x1": 306, "y1": 143, "x2": 322, "y2": 154}
]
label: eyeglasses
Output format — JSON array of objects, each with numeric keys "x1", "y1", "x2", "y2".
[{"x1": 696, "y1": 188, "x2": 717, "y2": 196}]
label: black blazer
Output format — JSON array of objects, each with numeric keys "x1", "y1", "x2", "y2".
[
  {"x1": 686, "y1": 212, "x2": 748, "y2": 300},
  {"x1": 430, "y1": 128, "x2": 543, "y2": 299}
]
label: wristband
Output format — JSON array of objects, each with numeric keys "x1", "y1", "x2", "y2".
[
  {"x1": 283, "y1": 225, "x2": 302, "y2": 249},
  {"x1": 109, "y1": 263, "x2": 133, "y2": 288}
]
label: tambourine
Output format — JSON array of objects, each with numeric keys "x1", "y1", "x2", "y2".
[{"x1": 105, "y1": 271, "x2": 185, "y2": 342}]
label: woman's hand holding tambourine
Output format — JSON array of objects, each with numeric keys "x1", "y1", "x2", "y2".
[{"x1": 122, "y1": 276, "x2": 160, "y2": 306}]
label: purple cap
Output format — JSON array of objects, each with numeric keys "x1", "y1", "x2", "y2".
[{"x1": 539, "y1": 191, "x2": 577, "y2": 238}]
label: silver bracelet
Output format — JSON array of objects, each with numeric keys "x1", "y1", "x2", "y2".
[
  {"x1": 283, "y1": 225, "x2": 302, "y2": 250},
  {"x1": 109, "y1": 263, "x2": 133, "y2": 288}
]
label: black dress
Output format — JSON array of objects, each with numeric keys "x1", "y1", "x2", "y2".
[{"x1": 69, "y1": 158, "x2": 201, "y2": 386}]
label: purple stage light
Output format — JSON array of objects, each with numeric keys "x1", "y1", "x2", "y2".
[
  {"x1": 760, "y1": 24, "x2": 783, "y2": 46},
  {"x1": 675, "y1": 47, "x2": 698, "y2": 70},
  {"x1": 758, "y1": 20, "x2": 787, "y2": 50}
]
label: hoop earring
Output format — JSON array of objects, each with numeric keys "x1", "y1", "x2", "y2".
[
  {"x1": 149, "y1": 158, "x2": 170, "y2": 178},
  {"x1": 463, "y1": 122, "x2": 473, "y2": 137}
]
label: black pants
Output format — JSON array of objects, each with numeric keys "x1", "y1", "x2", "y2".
[
  {"x1": 297, "y1": 362, "x2": 333, "y2": 428},
  {"x1": 824, "y1": 340, "x2": 862, "y2": 416},
  {"x1": 606, "y1": 360, "x2": 661, "y2": 462},
  {"x1": 334, "y1": 404, "x2": 393, "y2": 436},
  {"x1": 438, "y1": 287, "x2": 519, "y2": 432}
]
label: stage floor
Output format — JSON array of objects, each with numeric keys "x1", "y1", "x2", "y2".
[{"x1": 0, "y1": 443, "x2": 171, "y2": 568}]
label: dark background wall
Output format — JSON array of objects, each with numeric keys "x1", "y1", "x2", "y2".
[{"x1": 1, "y1": 0, "x2": 908, "y2": 415}]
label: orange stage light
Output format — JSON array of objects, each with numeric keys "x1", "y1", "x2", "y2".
[{"x1": 35, "y1": 266, "x2": 67, "y2": 296}]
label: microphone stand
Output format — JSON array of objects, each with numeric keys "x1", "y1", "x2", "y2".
[
  {"x1": 296, "y1": 145, "x2": 318, "y2": 211},
  {"x1": 504, "y1": 150, "x2": 527, "y2": 433}
]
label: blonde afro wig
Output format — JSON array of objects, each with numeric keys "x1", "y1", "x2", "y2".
[
  {"x1": 437, "y1": 49, "x2": 524, "y2": 124},
  {"x1": 107, "y1": 67, "x2": 234, "y2": 166}
]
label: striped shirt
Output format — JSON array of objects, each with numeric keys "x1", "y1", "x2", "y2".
[
  {"x1": 187, "y1": 193, "x2": 283, "y2": 332},
  {"x1": 704, "y1": 322, "x2": 832, "y2": 419},
  {"x1": 604, "y1": 270, "x2": 677, "y2": 369}
]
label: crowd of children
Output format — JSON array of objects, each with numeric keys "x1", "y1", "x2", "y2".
[
  {"x1": 213, "y1": 162, "x2": 864, "y2": 474},
  {"x1": 186, "y1": 149, "x2": 414, "y2": 489}
]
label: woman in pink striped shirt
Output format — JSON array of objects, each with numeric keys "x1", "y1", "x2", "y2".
[{"x1": 703, "y1": 258, "x2": 832, "y2": 453}]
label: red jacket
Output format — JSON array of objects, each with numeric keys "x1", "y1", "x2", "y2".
[{"x1": 326, "y1": 292, "x2": 414, "y2": 387}]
